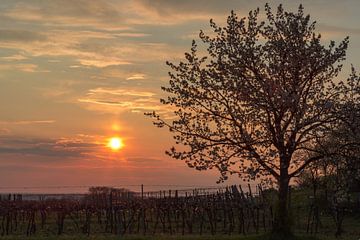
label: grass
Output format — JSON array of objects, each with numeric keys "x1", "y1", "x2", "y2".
[
  {"x1": 0, "y1": 234, "x2": 261, "y2": 240},
  {"x1": 0, "y1": 234, "x2": 358, "y2": 240}
]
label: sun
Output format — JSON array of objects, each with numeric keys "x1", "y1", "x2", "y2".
[{"x1": 107, "y1": 137, "x2": 124, "y2": 151}]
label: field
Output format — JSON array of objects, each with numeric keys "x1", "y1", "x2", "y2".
[
  {"x1": 0, "y1": 233, "x2": 358, "y2": 240},
  {"x1": 0, "y1": 185, "x2": 359, "y2": 240}
]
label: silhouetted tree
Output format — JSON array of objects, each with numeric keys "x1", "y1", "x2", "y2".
[
  {"x1": 309, "y1": 69, "x2": 360, "y2": 237},
  {"x1": 148, "y1": 4, "x2": 350, "y2": 238},
  {"x1": 88, "y1": 186, "x2": 135, "y2": 198}
]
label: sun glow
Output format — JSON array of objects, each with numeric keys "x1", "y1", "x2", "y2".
[{"x1": 107, "y1": 137, "x2": 124, "y2": 151}]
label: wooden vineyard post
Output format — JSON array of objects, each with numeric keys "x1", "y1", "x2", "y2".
[{"x1": 141, "y1": 185, "x2": 144, "y2": 199}]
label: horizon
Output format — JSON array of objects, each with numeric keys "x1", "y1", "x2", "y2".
[
  {"x1": 1, "y1": 0, "x2": 360, "y2": 192},
  {"x1": 0, "y1": 183, "x2": 245, "y2": 194}
]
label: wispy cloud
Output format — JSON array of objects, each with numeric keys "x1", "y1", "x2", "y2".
[
  {"x1": 78, "y1": 87, "x2": 161, "y2": 113},
  {"x1": 77, "y1": 87, "x2": 175, "y2": 119},
  {"x1": 88, "y1": 88, "x2": 156, "y2": 97},
  {"x1": 3, "y1": 0, "x2": 127, "y2": 30},
  {"x1": 0, "y1": 120, "x2": 55, "y2": 125},
  {"x1": 115, "y1": 33, "x2": 150, "y2": 38},
  {"x1": 0, "y1": 135, "x2": 102, "y2": 158},
  {"x1": 317, "y1": 24, "x2": 360, "y2": 40},
  {"x1": 0, "y1": 28, "x2": 175, "y2": 68},
  {"x1": 0, "y1": 128, "x2": 10, "y2": 135},
  {"x1": 0, "y1": 31, "x2": 127, "y2": 68},
  {"x1": 0, "y1": 63, "x2": 49, "y2": 73},
  {"x1": 79, "y1": 58, "x2": 131, "y2": 68},
  {"x1": 98, "y1": 68, "x2": 147, "y2": 80},
  {"x1": 127, "y1": 0, "x2": 240, "y2": 25},
  {"x1": 2, "y1": 54, "x2": 28, "y2": 61},
  {"x1": 0, "y1": 29, "x2": 47, "y2": 42},
  {"x1": 126, "y1": 73, "x2": 146, "y2": 80}
]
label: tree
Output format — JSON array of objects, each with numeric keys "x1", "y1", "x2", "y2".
[
  {"x1": 148, "y1": 4, "x2": 349, "y2": 237},
  {"x1": 88, "y1": 186, "x2": 135, "y2": 198},
  {"x1": 309, "y1": 69, "x2": 360, "y2": 236}
]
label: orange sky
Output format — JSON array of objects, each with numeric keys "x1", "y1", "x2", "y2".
[{"x1": 0, "y1": 0, "x2": 360, "y2": 193}]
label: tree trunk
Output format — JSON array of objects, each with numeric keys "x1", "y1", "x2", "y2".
[{"x1": 271, "y1": 168, "x2": 293, "y2": 239}]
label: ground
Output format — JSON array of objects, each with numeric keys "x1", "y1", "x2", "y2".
[{"x1": 0, "y1": 234, "x2": 358, "y2": 240}]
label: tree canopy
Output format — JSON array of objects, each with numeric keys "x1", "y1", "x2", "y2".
[
  {"x1": 148, "y1": 4, "x2": 356, "y2": 236},
  {"x1": 150, "y1": 4, "x2": 349, "y2": 183}
]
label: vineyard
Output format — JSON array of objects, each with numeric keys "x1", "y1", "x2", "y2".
[
  {"x1": 0, "y1": 185, "x2": 273, "y2": 237},
  {"x1": 0, "y1": 185, "x2": 359, "y2": 238}
]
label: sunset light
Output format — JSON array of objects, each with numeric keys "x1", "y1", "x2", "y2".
[
  {"x1": 107, "y1": 137, "x2": 124, "y2": 151},
  {"x1": 1, "y1": 1, "x2": 360, "y2": 238}
]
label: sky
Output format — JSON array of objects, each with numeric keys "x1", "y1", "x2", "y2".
[{"x1": 0, "y1": 0, "x2": 360, "y2": 193}]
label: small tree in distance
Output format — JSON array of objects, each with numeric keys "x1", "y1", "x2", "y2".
[{"x1": 148, "y1": 4, "x2": 350, "y2": 238}]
